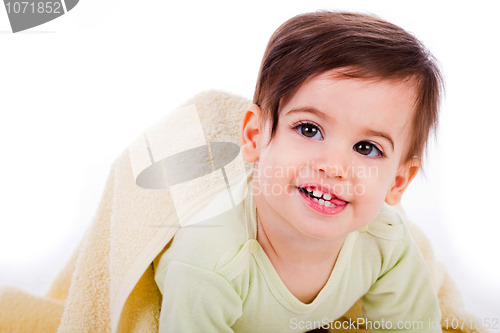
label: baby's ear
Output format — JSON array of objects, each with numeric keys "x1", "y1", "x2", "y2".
[
  {"x1": 385, "y1": 158, "x2": 420, "y2": 205},
  {"x1": 240, "y1": 104, "x2": 262, "y2": 163}
]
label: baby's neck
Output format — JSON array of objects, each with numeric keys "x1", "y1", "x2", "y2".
[
  {"x1": 256, "y1": 213, "x2": 346, "y2": 266},
  {"x1": 256, "y1": 215, "x2": 346, "y2": 304}
]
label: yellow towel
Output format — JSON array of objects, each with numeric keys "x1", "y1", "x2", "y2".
[{"x1": 0, "y1": 90, "x2": 489, "y2": 333}]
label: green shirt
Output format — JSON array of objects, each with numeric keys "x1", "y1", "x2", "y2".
[{"x1": 154, "y1": 171, "x2": 441, "y2": 332}]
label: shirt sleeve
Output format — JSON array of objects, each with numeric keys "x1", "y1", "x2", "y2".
[
  {"x1": 360, "y1": 231, "x2": 442, "y2": 333},
  {"x1": 155, "y1": 260, "x2": 243, "y2": 333}
]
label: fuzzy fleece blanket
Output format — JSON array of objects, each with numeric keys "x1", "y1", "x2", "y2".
[{"x1": 0, "y1": 90, "x2": 489, "y2": 333}]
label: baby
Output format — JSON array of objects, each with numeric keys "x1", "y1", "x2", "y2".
[{"x1": 154, "y1": 10, "x2": 443, "y2": 332}]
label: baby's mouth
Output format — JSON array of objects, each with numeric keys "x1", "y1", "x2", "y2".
[{"x1": 297, "y1": 186, "x2": 348, "y2": 207}]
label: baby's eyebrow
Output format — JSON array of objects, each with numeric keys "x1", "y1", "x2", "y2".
[{"x1": 283, "y1": 107, "x2": 330, "y2": 121}]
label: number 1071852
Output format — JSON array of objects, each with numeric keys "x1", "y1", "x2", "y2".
[
  {"x1": 444, "y1": 318, "x2": 498, "y2": 330},
  {"x1": 5, "y1": 2, "x2": 62, "y2": 14}
]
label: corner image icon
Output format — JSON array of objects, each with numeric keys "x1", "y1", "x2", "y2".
[{"x1": 3, "y1": 0, "x2": 79, "y2": 33}]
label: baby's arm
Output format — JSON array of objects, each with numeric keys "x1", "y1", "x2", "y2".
[
  {"x1": 361, "y1": 226, "x2": 442, "y2": 332},
  {"x1": 155, "y1": 261, "x2": 243, "y2": 332}
]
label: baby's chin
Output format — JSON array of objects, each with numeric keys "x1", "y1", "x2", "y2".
[
  {"x1": 290, "y1": 206, "x2": 379, "y2": 241},
  {"x1": 292, "y1": 217, "x2": 354, "y2": 241}
]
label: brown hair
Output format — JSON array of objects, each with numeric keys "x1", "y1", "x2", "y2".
[{"x1": 253, "y1": 10, "x2": 444, "y2": 173}]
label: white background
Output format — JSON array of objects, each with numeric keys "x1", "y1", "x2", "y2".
[{"x1": 1, "y1": 0, "x2": 499, "y2": 329}]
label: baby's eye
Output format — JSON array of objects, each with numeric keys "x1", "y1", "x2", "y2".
[
  {"x1": 354, "y1": 141, "x2": 385, "y2": 158},
  {"x1": 293, "y1": 121, "x2": 323, "y2": 140}
]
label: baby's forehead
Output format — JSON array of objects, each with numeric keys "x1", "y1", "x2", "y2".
[
  {"x1": 281, "y1": 70, "x2": 418, "y2": 108},
  {"x1": 281, "y1": 74, "x2": 416, "y2": 122}
]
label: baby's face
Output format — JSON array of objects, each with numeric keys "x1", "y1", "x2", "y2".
[{"x1": 249, "y1": 70, "x2": 417, "y2": 240}]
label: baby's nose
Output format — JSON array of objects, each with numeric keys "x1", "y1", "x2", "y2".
[
  {"x1": 313, "y1": 150, "x2": 354, "y2": 180},
  {"x1": 318, "y1": 164, "x2": 348, "y2": 179}
]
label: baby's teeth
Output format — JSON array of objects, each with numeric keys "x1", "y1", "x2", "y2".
[
  {"x1": 323, "y1": 193, "x2": 332, "y2": 201},
  {"x1": 307, "y1": 187, "x2": 313, "y2": 192},
  {"x1": 319, "y1": 199, "x2": 324, "y2": 205},
  {"x1": 313, "y1": 190, "x2": 322, "y2": 197},
  {"x1": 324, "y1": 201, "x2": 331, "y2": 207},
  {"x1": 313, "y1": 198, "x2": 319, "y2": 202}
]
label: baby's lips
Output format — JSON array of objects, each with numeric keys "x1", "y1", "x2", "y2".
[{"x1": 330, "y1": 198, "x2": 348, "y2": 206}]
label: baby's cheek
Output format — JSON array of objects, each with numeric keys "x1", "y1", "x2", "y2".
[
  {"x1": 350, "y1": 195, "x2": 384, "y2": 230},
  {"x1": 350, "y1": 178, "x2": 387, "y2": 212},
  {"x1": 351, "y1": 177, "x2": 374, "y2": 198},
  {"x1": 356, "y1": 169, "x2": 390, "y2": 196}
]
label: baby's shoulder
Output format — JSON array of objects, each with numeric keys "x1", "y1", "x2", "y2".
[
  {"x1": 355, "y1": 203, "x2": 413, "y2": 256},
  {"x1": 362, "y1": 203, "x2": 406, "y2": 241},
  {"x1": 155, "y1": 194, "x2": 250, "y2": 274},
  {"x1": 352, "y1": 203, "x2": 416, "y2": 279}
]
